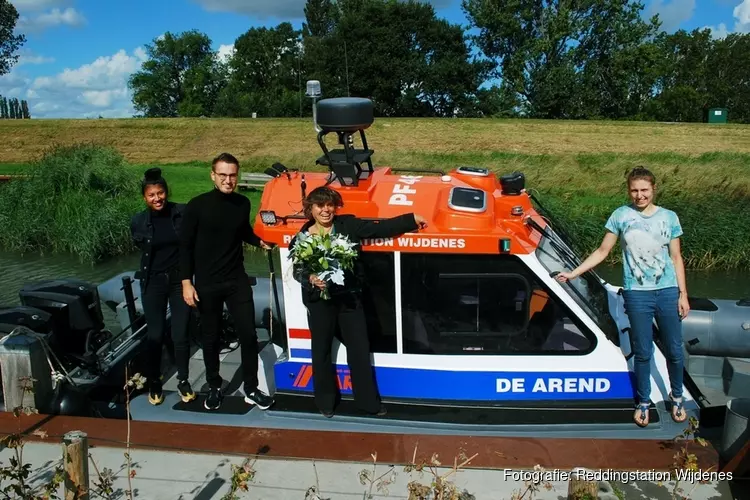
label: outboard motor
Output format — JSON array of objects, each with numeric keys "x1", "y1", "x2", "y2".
[
  {"x1": 0, "y1": 306, "x2": 59, "y2": 413},
  {"x1": 0, "y1": 306, "x2": 56, "y2": 338},
  {"x1": 18, "y1": 279, "x2": 106, "y2": 368}
]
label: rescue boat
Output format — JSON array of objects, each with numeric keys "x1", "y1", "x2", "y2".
[
  {"x1": 129, "y1": 83, "x2": 745, "y2": 440},
  {"x1": 2, "y1": 83, "x2": 748, "y2": 442}
]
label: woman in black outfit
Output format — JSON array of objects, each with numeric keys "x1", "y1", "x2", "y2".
[
  {"x1": 289, "y1": 186, "x2": 427, "y2": 417},
  {"x1": 130, "y1": 168, "x2": 196, "y2": 405}
]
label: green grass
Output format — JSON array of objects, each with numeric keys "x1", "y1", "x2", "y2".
[
  {"x1": 2, "y1": 117, "x2": 750, "y2": 165},
  {"x1": 128, "y1": 162, "x2": 262, "y2": 209},
  {"x1": 0, "y1": 145, "x2": 262, "y2": 263},
  {"x1": 1, "y1": 137, "x2": 749, "y2": 269}
]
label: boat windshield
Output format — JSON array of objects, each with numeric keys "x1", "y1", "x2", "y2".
[{"x1": 533, "y1": 226, "x2": 620, "y2": 344}]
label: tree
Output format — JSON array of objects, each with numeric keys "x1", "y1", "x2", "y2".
[
  {"x1": 647, "y1": 28, "x2": 714, "y2": 122},
  {"x1": 574, "y1": 0, "x2": 661, "y2": 119},
  {"x1": 301, "y1": 0, "x2": 340, "y2": 100},
  {"x1": 21, "y1": 99, "x2": 29, "y2": 118},
  {"x1": 302, "y1": 0, "x2": 487, "y2": 117},
  {"x1": 708, "y1": 33, "x2": 750, "y2": 123},
  {"x1": 0, "y1": 0, "x2": 25, "y2": 76},
  {"x1": 128, "y1": 30, "x2": 225, "y2": 117},
  {"x1": 213, "y1": 22, "x2": 304, "y2": 117},
  {"x1": 462, "y1": 0, "x2": 660, "y2": 119},
  {"x1": 0, "y1": 96, "x2": 6, "y2": 118}
]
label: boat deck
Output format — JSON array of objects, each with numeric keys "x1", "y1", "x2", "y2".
[{"x1": 126, "y1": 329, "x2": 706, "y2": 442}]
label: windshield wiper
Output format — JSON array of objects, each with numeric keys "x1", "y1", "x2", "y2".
[
  {"x1": 525, "y1": 215, "x2": 608, "y2": 285},
  {"x1": 525, "y1": 216, "x2": 607, "y2": 311},
  {"x1": 524, "y1": 216, "x2": 580, "y2": 269},
  {"x1": 528, "y1": 192, "x2": 579, "y2": 252}
]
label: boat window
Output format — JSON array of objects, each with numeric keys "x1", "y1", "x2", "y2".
[
  {"x1": 400, "y1": 254, "x2": 595, "y2": 355},
  {"x1": 359, "y1": 251, "x2": 397, "y2": 353},
  {"x1": 533, "y1": 233, "x2": 620, "y2": 344}
]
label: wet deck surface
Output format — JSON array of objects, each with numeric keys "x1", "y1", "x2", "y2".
[{"x1": 0, "y1": 412, "x2": 724, "y2": 473}]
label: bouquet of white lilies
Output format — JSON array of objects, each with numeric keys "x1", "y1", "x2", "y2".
[{"x1": 289, "y1": 231, "x2": 359, "y2": 300}]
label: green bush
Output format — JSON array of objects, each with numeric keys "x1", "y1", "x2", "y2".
[{"x1": 0, "y1": 143, "x2": 142, "y2": 262}]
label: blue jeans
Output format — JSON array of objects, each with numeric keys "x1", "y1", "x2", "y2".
[{"x1": 622, "y1": 286, "x2": 683, "y2": 405}]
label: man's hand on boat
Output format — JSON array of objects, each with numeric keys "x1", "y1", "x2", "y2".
[
  {"x1": 414, "y1": 214, "x2": 428, "y2": 229},
  {"x1": 182, "y1": 280, "x2": 200, "y2": 307}
]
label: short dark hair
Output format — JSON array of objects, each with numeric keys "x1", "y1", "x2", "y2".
[
  {"x1": 627, "y1": 166, "x2": 656, "y2": 187},
  {"x1": 141, "y1": 167, "x2": 168, "y2": 196},
  {"x1": 212, "y1": 152, "x2": 240, "y2": 171},
  {"x1": 303, "y1": 186, "x2": 344, "y2": 219}
]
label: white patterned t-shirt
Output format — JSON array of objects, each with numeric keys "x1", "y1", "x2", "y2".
[{"x1": 604, "y1": 205, "x2": 683, "y2": 291}]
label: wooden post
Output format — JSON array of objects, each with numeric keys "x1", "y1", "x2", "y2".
[
  {"x1": 568, "y1": 467, "x2": 599, "y2": 499},
  {"x1": 62, "y1": 430, "x2": 89, "y2": 500}
]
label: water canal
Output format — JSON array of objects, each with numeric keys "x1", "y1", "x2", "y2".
[{"x1": 1, "y1": 249, "x2": 747, "y2": 308}]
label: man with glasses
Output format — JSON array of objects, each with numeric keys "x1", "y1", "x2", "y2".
[{"x1": 180, "y1": 152, "x2": 275, "y2": 411}]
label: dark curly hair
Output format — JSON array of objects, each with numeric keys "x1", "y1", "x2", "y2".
[
  {"x1": 141, "y1": 167, "x2": 168, "y2": 196},
  {"x1": 302, "y1": 186, "x2": 344, "y2": 219}
]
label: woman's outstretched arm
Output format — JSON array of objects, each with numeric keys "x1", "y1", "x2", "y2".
[{"x1": 556, "y1": 231, "x2": 618, "y2": 282}]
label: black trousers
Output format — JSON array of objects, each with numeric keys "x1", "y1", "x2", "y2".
[
  {"x1": 140, "y1": 268, "x2": 191, "y2": 384},
  {"x1": 306, "y1": 293, "x2": 381, "y2": 414},
  {"x1": 196, "y1": 273, "x2": 259, "y2": 394}
]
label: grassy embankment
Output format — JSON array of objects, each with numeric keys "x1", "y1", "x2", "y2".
[{"x1": 0, "y1": 118, "x2": 749, "y2": 269}]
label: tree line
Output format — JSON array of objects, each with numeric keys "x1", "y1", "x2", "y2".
[
  {"x1": 125, "y1": 0, "x2": 750, "y2": 123},
  {"x1": 2, "y1": 0, "x2": 748, "y2": 123},
  {"x1": 0, "y1": 96, "x2": 30, "y2": 119}
]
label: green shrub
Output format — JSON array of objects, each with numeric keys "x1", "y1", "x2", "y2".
[{"x1": 0, "y1": 143, "x2": 142, "y2": 262}]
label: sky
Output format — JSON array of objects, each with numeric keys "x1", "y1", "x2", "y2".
[{"x1": 0, "y1": 0, "x2": 748, "y2": 119}]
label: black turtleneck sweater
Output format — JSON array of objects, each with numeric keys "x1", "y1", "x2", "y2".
[
  {"x1": 179, "y1": 188, "x2": 262, "y2": 288},
  {"x1": 149, "y1": 204, "x2": 179, "y2": 274}
]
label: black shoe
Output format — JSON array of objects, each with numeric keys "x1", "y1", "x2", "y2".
[
  {"x1": 244, "y1": 390, "x2": 274, "y2": 410},
  {"x1": 177, "y1": 380, "x2": 196, "y2": 403},
  {"x1": 204, "y1": 387, "x2": 223, "y2": 410},
  {"x1": 148, "y1": 383, "x2": 164, "y2": 406},
  {"x1": 376, "y1": 404, "x2": 387, "y2": 416},
  {"x1": 319, "y1": 408, "x2": 334, "y2": 418}
]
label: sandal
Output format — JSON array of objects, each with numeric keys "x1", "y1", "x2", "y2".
[
  {"x1": 634, "y1": 403, "x2": 650, "y2": 427},
  {"x1": 669, "y1": 393, "x2": 687, "y2": 423}
]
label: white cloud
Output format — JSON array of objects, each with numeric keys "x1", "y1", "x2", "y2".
[
  {"x1": 0, "y1": 47, "x2": 148, "y2": 118},
  {"x1": 704, "y1": 22, "x2": 730, "y2": 38},
  {"x1": 735, "y1": 0, "x2": 750, "y2": 31},
  {"x1": 217, "y1": 44, "x2": 235, "y2": 63},
  {"x1": 11, "y1": 0, "x2": 71, "y2": 10},
  {"x1": 192, "y1": 0, "x2": 453, "y2": 19},
  {"x1": 705, "y1": 0, "x2": 750, "y2": 37},
  {"x1": 16, "y1": 49, "x2": 55, "y2": 66},
  {"x1": 647, "y1": 0, "x2": 697, "y2": 32},
  {"x1": 81, "y1": 89, "x2": 129, "y2": 108},
  {"x1": 17, "y1": 7, "x2": 86, "y2": 32}
]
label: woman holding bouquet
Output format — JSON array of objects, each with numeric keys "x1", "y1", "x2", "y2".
[{"x1": 289, "y1": 186, "x2": 427, "y2": 418}]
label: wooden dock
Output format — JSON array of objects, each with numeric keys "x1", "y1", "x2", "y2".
[{"x1": 0, "y1": 412, "x2": 730, "y2": 474}]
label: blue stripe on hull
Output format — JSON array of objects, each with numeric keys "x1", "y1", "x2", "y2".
[
  {"x1": 290, "y1": 348, "x2": 312, "y2": 359},
  {"x1": 275, "y1": 361, "x2": 636, "y2": 401}
]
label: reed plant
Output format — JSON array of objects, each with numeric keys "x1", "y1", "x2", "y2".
[
  {"x1": 0, "y1": 143, "x2": 142, "y2": 262},
  {"x1": 1, "y1": 143, "x2": 748, "y2": 270}
]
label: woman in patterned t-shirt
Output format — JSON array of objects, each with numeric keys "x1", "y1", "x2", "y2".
[{"x1": 555, "y1": 166, "x2": 690, "y2": 427}]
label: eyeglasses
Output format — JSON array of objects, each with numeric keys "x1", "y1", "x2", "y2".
[{"x1": 214, "y1": 173, "x2": 237, "y2": 181}]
